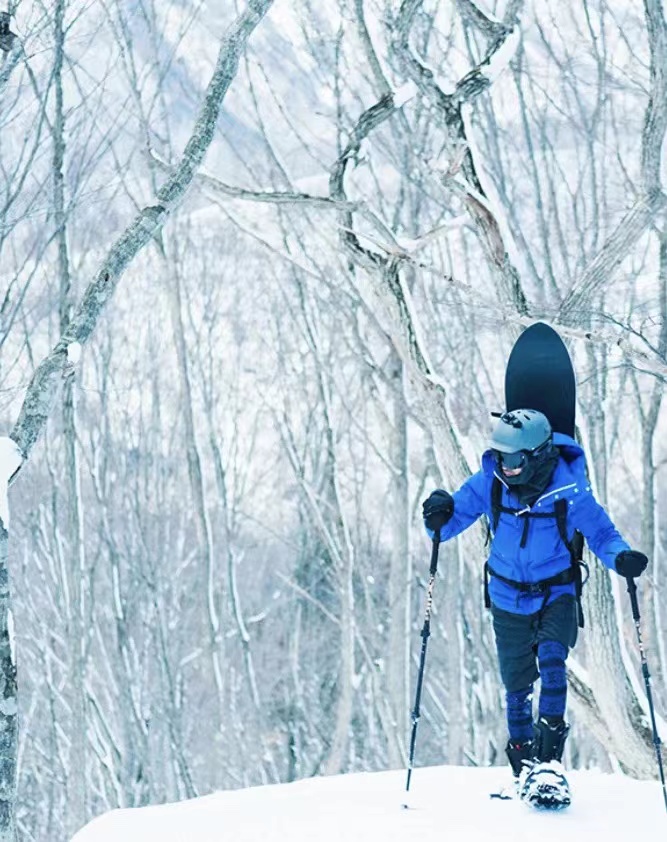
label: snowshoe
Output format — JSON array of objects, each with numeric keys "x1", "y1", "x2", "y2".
[
  {"x1": 489, "y1": 740, "x2": 535, "y2": 801},
  {"x1": 490, "y1": 778, "x2": 520, "y2": 801},
  {"x1": 519, "y1": 760, "x2": 571, "y2": 810}
]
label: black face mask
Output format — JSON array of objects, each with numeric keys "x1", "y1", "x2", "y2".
[{"x1": 495, "y1": 445, "x2": 560, "y2": 506}]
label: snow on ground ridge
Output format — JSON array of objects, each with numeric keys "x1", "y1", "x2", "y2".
[{"x1": 71, "y1": 763, "x2": 666, "y2": 842}]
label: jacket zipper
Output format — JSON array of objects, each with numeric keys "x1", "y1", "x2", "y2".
[{"x1": 492, "y1": 476, "x2": 576, "y2": 583}]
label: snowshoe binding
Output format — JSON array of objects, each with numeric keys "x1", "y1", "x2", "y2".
[{"x1": 519, "y1": 718, "x2": 571, "y2": 811}]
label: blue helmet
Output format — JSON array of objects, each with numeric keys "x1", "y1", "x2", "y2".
[{"x1": 490, "y1": 410, "x2": 554, "y2": 485}]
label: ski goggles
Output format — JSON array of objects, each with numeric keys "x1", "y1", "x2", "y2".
[
  {"x1": 493, "y1": 449, "x2": 528, "y2": 471},
  {"x1": 493, "y1": 438, "x2": 553, "y2": 471}
]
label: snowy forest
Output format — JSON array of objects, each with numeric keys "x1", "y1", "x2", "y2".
[{"x1": 0, "y1": 0, "x2": 666, "y2": 839}]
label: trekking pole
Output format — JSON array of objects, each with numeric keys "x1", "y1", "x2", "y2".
[
  {"x1": 404, "y1": 532, "x2": 441, "y2": 801},
  {"x1": 625, "y1": 575, "x2": 667, "y2": 813}
]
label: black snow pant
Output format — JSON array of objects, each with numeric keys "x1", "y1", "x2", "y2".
[
  {"x1": 491, "y1": 594, "x2": 578, "y2": 693},
  {"x1": 491, "y1": 595, "x2": 578, "y2": 741}
]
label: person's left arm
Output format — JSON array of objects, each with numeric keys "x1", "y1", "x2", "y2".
[{"x1": 568, "y1": 490, "x2": 630, "y2": 572}]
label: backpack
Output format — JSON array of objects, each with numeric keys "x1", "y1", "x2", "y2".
[{"x1": 484, "y1": 477, "x2": 588, "y2": 627}]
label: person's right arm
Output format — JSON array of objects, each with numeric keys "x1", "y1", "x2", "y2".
[{"x1": 423, "y1": 471, "x2": 489, "y2": 542}]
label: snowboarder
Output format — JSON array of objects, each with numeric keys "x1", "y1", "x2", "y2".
[{"x1": 421, "y1": 409, "x2": 648, "y2": 809}]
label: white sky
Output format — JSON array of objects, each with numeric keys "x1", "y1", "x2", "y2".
[{"x1": 71, "y1": 763, "x2": 665, "y2": 842}]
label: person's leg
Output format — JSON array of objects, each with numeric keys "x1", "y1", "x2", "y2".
[
  {"x1": 534, "y1": 595, "x2": 578, "y2": 763},
  {"x1": 536, "y1": 640, "x2": 568, "y2": 725},
  {"x1": 534, "y1": 639, "x2": 570, "y2": 763},
  {"x1": 505, "y1": 686, "x2": 536, "y2": 777},
  {"x1": 506, "y1": 685, "x2": 534, "y2": 743},
  {"x1": 491, "y1": 604, "x2": 539, "y2": 775}
]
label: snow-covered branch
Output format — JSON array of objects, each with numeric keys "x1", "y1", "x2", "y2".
[
  {"x1": 456, "y1": 0, "x2": 509, "y2": 37},
  {"x1": 394, "y1": 0, "x2": 522, "y2": 112},
  {"x1": 329, "y1": 92, "x2": 398, "y2": 270},
  {"x1": 149, "y1": 150, "x2": 360, "y2": 213},
  {"x1": 0, "y1": 30, "x2": 20, "y2": 92}
]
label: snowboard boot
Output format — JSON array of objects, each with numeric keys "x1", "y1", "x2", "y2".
[
  {"x1": 534, "y1": 716, "x2": 569, "y2": 762},
  {"x1": 519, "y1": 718, "x2": 571, "y2": 810},
  {"x1": 506, "y1": 739, "x2": 536, "y2": 779}
]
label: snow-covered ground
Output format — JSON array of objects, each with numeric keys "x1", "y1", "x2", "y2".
[{"x1": 71, "y1": 763, "x2": 665, "y2": 842}]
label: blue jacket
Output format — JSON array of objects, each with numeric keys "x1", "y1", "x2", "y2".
[{"x1": 427, "y1": 434, "x2": 630, "y2": 614}]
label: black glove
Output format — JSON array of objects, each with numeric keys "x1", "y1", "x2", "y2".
[
  {"x1": 615, "y1": 550, "x2": 648, "y2": 578},
  {"x1": 422, "y1": 489, "x2": 454, "y2": 532}
]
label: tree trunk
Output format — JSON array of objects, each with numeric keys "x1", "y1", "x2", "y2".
[
  {"x1": 2, "y1": 1, "x2": 274, "y2": 827},
  {"x1": 582, "y1": 562, "x2": 659, "y2": 777},
  {"x1": 0, "y1": 522, "x2": 16, "y2": 842},
  {"x1": 164, "y1": 251, "x2": 225, "y2": 706},
  {"x1": 53, "y1": 0, "x2": 88, "y2": 828},
  {"x1": 386, "y1": 352, "x2": 410, "y2": 766}
]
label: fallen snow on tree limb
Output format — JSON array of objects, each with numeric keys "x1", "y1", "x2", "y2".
[
  {"x1": 479, "y1": 26, "x2": 520, "y2": 83},
  {"x1": 67, "y1": 341, "x2": 82, "y2": 365},
  {"x1": 394, "y1": 216, "x2": 468, "y2": 253},
  {"x1": 0, "y1": 438, "x2": 22, "y2": 529},
  {"x1": 393, "y1": 81, "x2": 418, "y2": 108}
]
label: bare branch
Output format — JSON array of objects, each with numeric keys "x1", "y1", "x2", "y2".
[
  {"x1": 10, "y1": 0, "x2": 275, "y2": 461},
  {"x1": 558, "y1": 0, "x2": 667, "y2": 321},
  {"x1": 393, "y1": 0, "x2": 529, "y2": 313},
  {"x1": 149, "y1": 151, "x2": 360, "y2": 213},
  {"x1": 558, "y1": 190, "x2": 667, "y2": 322},
  {"x1": 456, "y1": 0, "x2": 509, "y2": 39},
  {"x1": 329, "y1": 92, "x2": 399, "y2": 270},
  {"x1": 641, "y1": 0, "x2": 667, "y2": 191},
  {"x1": 0, "y1": 12, "x2": 17, "y2": 54}
]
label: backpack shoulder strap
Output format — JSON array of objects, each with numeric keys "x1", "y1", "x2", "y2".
[
  {"x1": 491, "y1": 476, "x2": 503, "y2": 533},
  {"x1": 554, "y1": 499, "x2": 585, "y2": 560},
  {"x1": 554, "y1": 498, "x2": 571, "y2": 553},
  {"x1": 554, "y1": 498, "x2": 587, "y2": 628}
]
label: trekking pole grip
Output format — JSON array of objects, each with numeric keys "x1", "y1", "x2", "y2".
[
  {"x1": 429, "y1": 530, "x2": 441, "y2": 576},
  {"x1": 625, "y1": 576, "x2": 641, "y2": 622}
]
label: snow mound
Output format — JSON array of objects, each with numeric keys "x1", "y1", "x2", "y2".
[{"x1": 71, "y1": 763, "x2": 665, "y2": 842}]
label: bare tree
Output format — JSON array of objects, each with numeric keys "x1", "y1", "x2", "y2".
[
  {"x1": 0, "y1": 2, "x2": 274, "y2": 836},
  {"x1": 179, "y1": 0, "x2": 666, "y2": 773}
]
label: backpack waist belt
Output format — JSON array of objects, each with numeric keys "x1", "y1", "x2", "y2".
[
  {"x1": 484, "y1": 563, "x2": 578, "y2": 617},
  {"x1": 485, "y1": 563, "x2": 575, "y2": 596}
]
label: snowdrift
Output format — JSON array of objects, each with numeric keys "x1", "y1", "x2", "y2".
[{"x1": 71, "y1": 763, "x2": 665, "y2": 842}]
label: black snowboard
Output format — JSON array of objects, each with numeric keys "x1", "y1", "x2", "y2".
[{"x1": 505, "y1": 323, "x2": 576, "y2": 438}]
